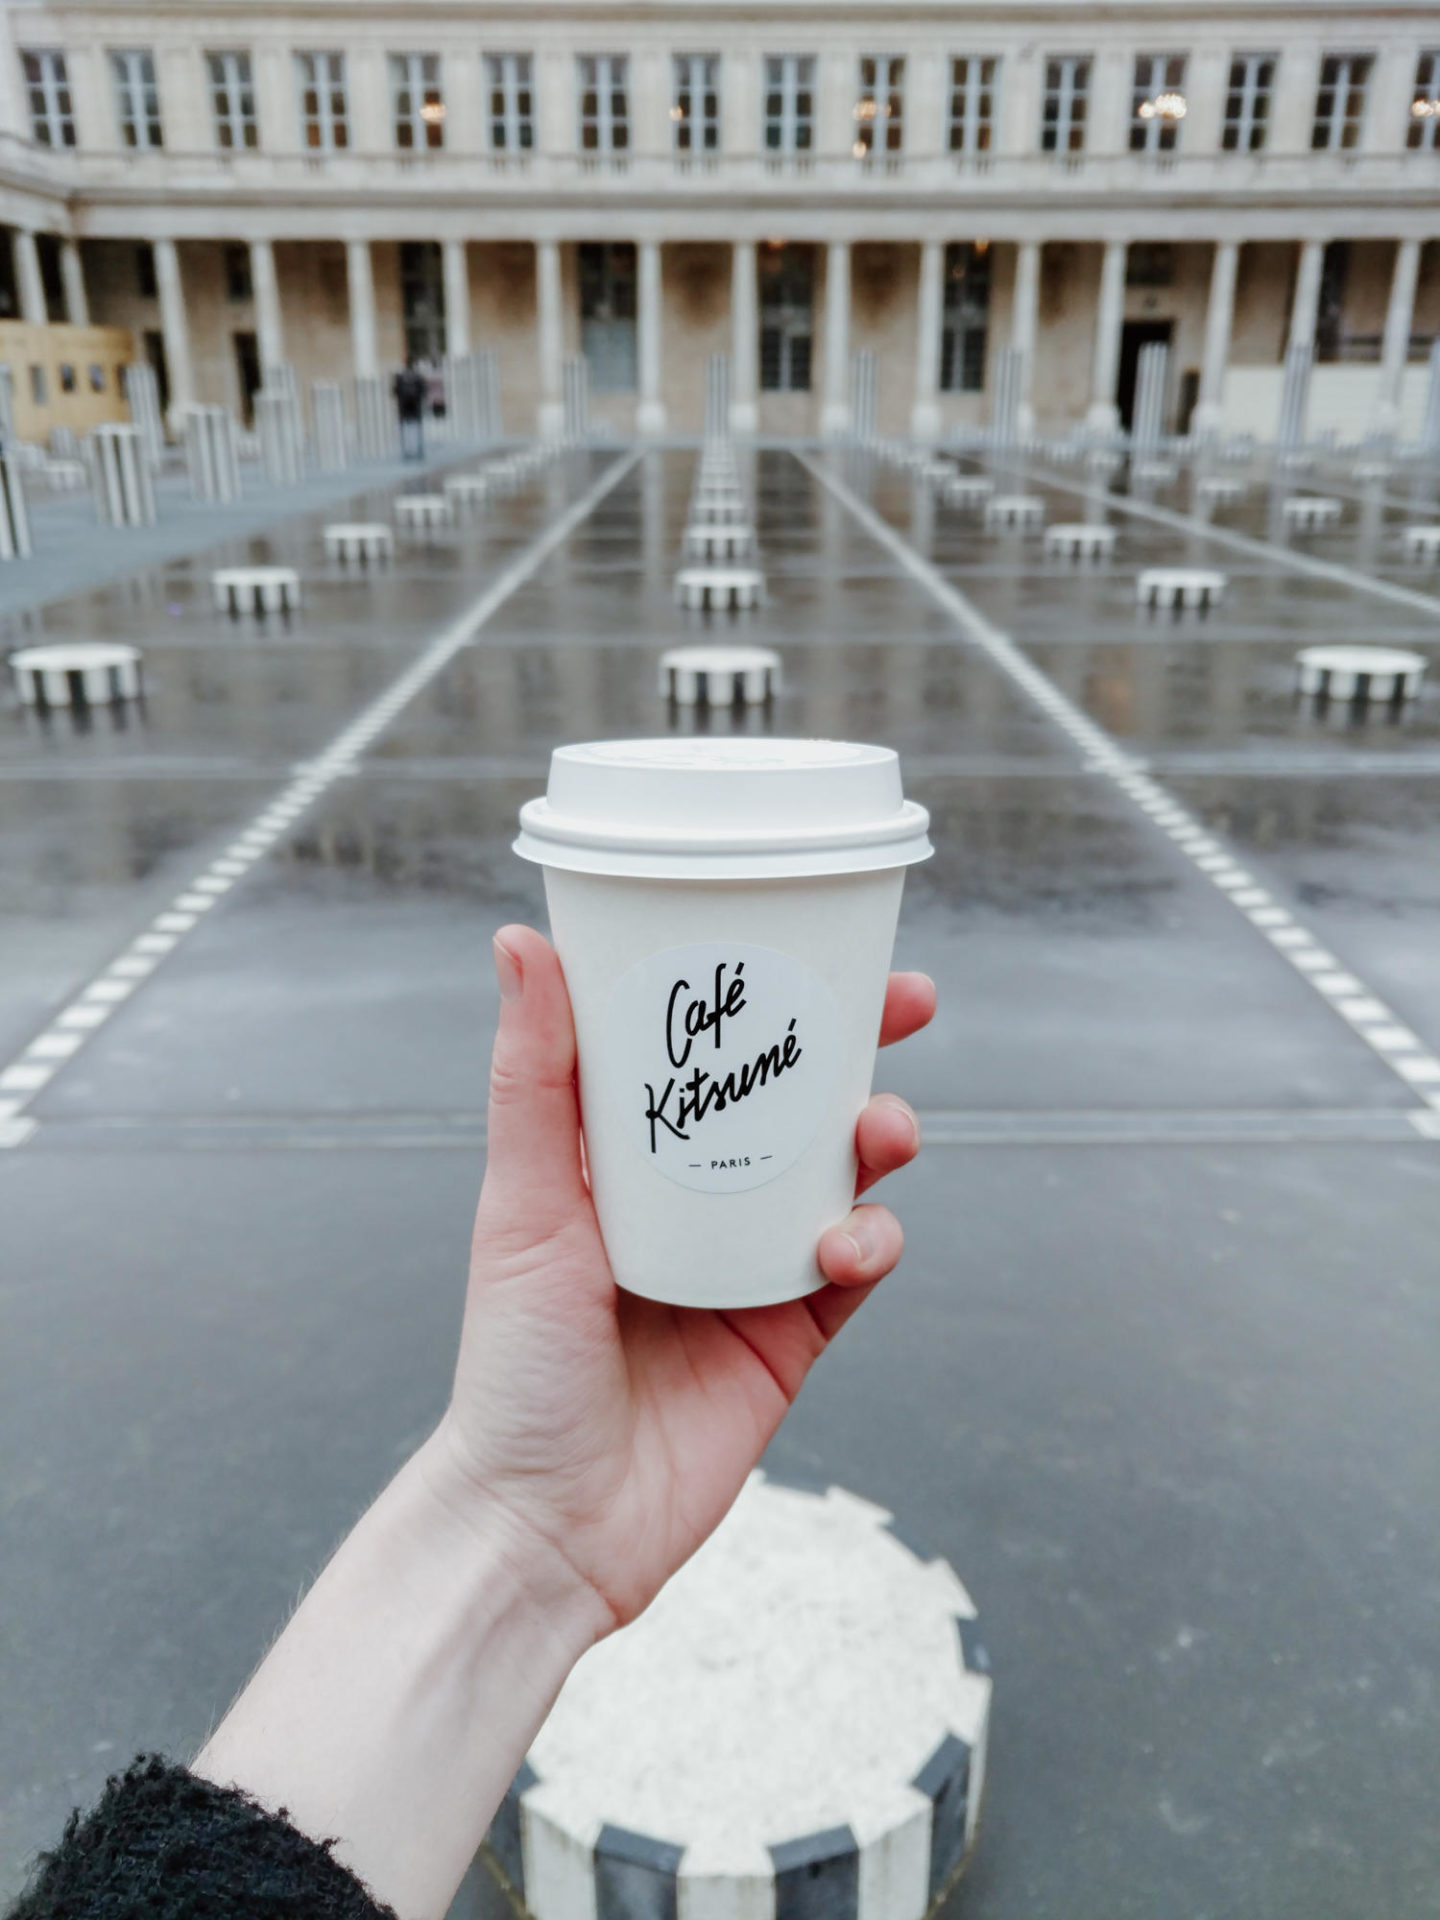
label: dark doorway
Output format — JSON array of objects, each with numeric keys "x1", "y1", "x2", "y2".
[
  {"x1": 759, "y1": 243, "x2": 813, "y2": 392},
  {"x1": 1117, "y1": 318, "x2": 1172, "y2": 430},
  {"x1": 578, "y1": 242, "x2": 637, "y2": 392},
  {"x1": 142, "y1": 328, "x2": 169, "y2": 414},
  {"x1": 1315, "y1": 239, "x2": 1349, "y2": 363},
  {"x1": 399, "y1": 240, "x2": 446, "y2": 365},
  {"x1": 36, "y1": 234, "x2": 65, "y2": 321},
  {"x1": 232, "y1": 329, "x2": 261, "y2": 424}
]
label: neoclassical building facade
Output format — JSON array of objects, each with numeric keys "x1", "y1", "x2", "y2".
[{"x1": 0, "y1": 0, "x2": 1437, "y2": 441}]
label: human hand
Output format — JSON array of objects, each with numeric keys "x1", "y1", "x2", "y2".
[{"x1": 430, "y1": 924, "x2": 934, "y2": 1635}]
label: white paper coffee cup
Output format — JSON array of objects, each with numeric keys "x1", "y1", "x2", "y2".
[{"x1": 514, "y1": 739, "x2": 932, "y2": 1309}]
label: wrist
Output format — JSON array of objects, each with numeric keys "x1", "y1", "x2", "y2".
[
  {"x1": 196, "y1": 1431, "x2": 612, "y2": 1920},
  {"x1": 416, "y1": 1417, "x2": 619, "y2": 1649}
]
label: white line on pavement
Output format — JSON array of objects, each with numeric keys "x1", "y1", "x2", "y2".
[
  {"x1": 799, "y1": 450, "x2": 1440, "y2": 1128},
  {"x1": 1009, "y1": 459, "x2": 1440, "y2": 624},
  {"x1": 0, "y1": 451, "x2": 640, "y2": 1151}
]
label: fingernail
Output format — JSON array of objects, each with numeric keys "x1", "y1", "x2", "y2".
[
  {"x1": 843, "y1": 1218, "x2": 878, "y2": 1268},
  {"x1": 493, "y1": 936, "x2": 523, "y2": 1003}
]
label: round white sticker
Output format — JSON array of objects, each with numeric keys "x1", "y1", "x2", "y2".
[{"x1": 601, "y1": 941, "x2": 841, "y2": 1194}]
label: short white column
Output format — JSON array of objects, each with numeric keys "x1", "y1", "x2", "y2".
[
  {"x1": 13, "y1": 229, "x2": 47, "y2": 325},
  {"x1": 59, "y1": 238, "x2": 89, "y2": 326},
  {"x1": 1011, "y1": 239, "x2": 1041, "y2": 436},
  {"x1": 443, "y1": 238, "x2": 471, "y2": 357},
  {"x1": 636, "y1": 239, "x2": 666, "y2": 435},
  {"x1": 1193, "y1": 239, "x2": 1239, "y2": 438},
  {"x1": 730, "y1": 239, "x2": 758, "y2": 434},
  {"x1": 1373, "y1": 237, "x2": 1421, "y2": 437},
  {"x1": 910, "y1": 239, "x2": 944, "y2": 442},
  {"x1": 346, "y1": 239, "x2": 378, "y2": 379},
  {"x1": 152, "y1": 237, "x2": 196, "y2": 415},
  {"x1": 1087, "y1": 239, "x2": 1126, "y2": 433},
  {"x1": 1289, "y1": 239, "x2": 1325, "y2": 355},
  {"x1": 250, "y1": 239, "x2": 285, "y2": 377},
  {"x1": 821, "y1": 240, "x2": 852, "y2": 437},
  {"x1": 536, "y1": 238, "x2": 565, "y2": 440}
]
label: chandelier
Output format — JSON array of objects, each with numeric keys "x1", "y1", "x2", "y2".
[{"x1": 1137, "y1": 91, "x2": 1187, "y2": 121}]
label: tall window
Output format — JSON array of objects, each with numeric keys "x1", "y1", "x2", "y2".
[
  {"x1": 759, "y1": 243, "x2": 812, "y2": 391},
  {"x1": 578, "y1": 55, "x2": 628, "y2": 153},
  {"x1": 1222, "y1": 52, "x2": 1276, "y2": 151},
  {"x1": 1408, "y1": 50, "x2": 1440, "y2": 149},
  {"x1": 672, "y1": 53, "x2": 720, "y2": 152},
  {"x1": 579, "y1": 242, "x2": 637, "y2": 391},
  {"x1": 948, "y1": 57, "x2": 998, "y2": 154},
  {"x1": 939, "y1": 242, "x2": 990, "y2": 392},
  {"x1": 296, "y1": 51, "x2": 348, "y2": 152},
  {"x1": 1130, "y1": 53, "x2": 1187, "y2": 152},
  {"x1": 391, "y1": 53, "x2": 444, "y2": 148},
  {"x1": 111, "y1": 50, "x2": 163, "y2": 149},
  {"x1": 1312, "y1": 52, "x2": 1373, "y2": 150},
  {"x1": 400, "y1": 241, "x2": 445, "y2": 361},
  {"x1": 486, "y1": 54, "x2": 534, "y2": 152},
  {"x1": 1041, "y1": 55, "x2": 1090, "y2": 153},
  {"x1": 855, "y1": 55, "x2": 904, "y2": 156},
  {"x1": 224, "y1": 243, "x2": 252, "y2": 301},
  {"x1": 207, "y1": 52, "x2": 258, "y2": 151},
  {"x1": 763, "y1": 55, "x2": 815, "y2": 154},
  {"x1": 22, "y1": 50, "x2": 75, "y2": 148}
]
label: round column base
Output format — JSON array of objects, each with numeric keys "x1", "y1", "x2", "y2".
[{"x1": 482, "y1": 1472, "x2": 993, "y2": 1920}]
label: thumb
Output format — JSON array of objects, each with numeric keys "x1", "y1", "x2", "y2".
[{"x1": 481, "y1": 924, "x2": 590, "y2": 1243}]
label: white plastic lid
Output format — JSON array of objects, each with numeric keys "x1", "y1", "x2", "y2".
[{"x1": 515, "y1": 737, "x2": 933, "y2": 879}]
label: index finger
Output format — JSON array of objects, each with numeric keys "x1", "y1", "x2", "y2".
[{"x1": 879, "y1": 970, "x2": 937, "y2": 1048}]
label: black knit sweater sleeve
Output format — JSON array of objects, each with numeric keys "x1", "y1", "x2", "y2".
[{"x1": 6, "y1": 1755, "x2": 398, "y2": 1920}]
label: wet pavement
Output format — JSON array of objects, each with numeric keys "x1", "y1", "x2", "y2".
[
  {"x1": 2, "y1": 444, "x2": 1439, "y2": 1919},
  {"x1": 0, "y1": 435, "x2": 500, "y2": 621}
]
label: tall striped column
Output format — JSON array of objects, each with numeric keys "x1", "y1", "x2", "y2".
[
  {"x1": 1011, "y1": 240, "x2": 1041, "y2": 438},
  {"x1": 1372, "y1": 238, "x2": 1420, "y2": 441},
  {"x1": 1086, "y1": 240, "x2": 1126, "y2": 434},
  {"x1": 1193, "y1": 240, "x2": 1238, "y2": 440},
  {"x1": 910, "y1": 239, "x2": 944, "y2": 443}
]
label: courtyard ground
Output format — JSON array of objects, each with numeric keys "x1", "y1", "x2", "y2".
[{"x1": 2, "y1": 440, "x2": 1438, "y2": 1918}]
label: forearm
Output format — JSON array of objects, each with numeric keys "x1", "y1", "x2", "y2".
[{"x1": 193, "y1": 1428, "x2": 610, "y2": 1920}]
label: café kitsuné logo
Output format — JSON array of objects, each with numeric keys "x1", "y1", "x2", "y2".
[
  {"x1": 605, "y1": 939, "x2": 838, "y2": 1194},
  {"x1": 644, "y1": 959, "x2": 803, "y2": 1155}
]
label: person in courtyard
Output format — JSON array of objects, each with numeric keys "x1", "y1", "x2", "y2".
[
  {"x1": 393, "y1": 359, "x2": 427, "y2": 460},
  {"x1": 6, "y1": 925, "x2": 934, "y2": 1920}
]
